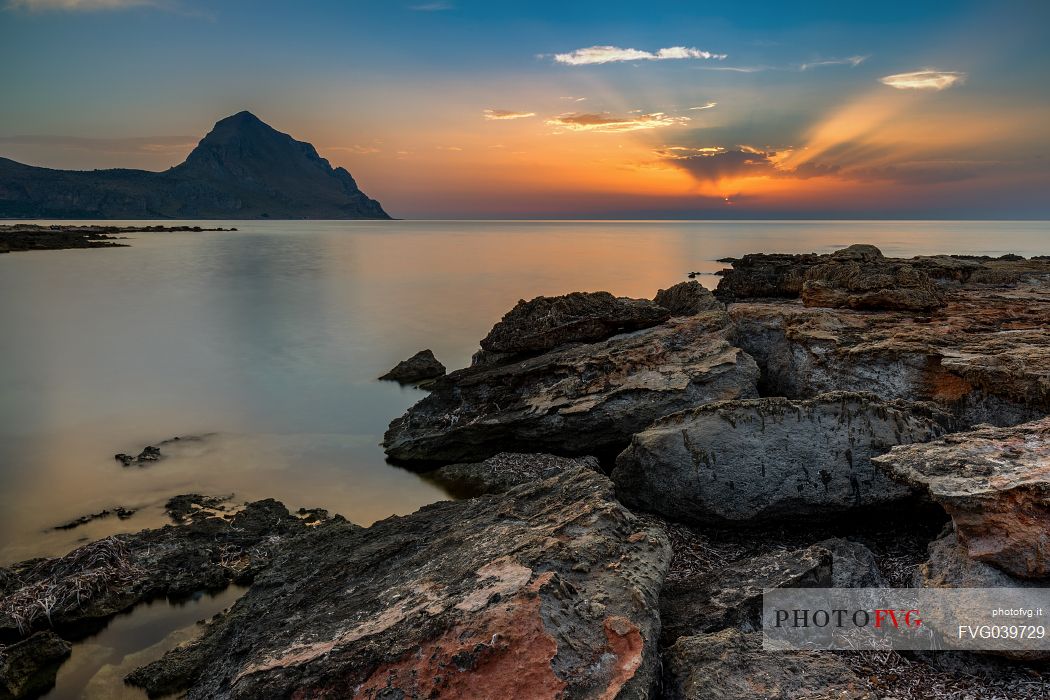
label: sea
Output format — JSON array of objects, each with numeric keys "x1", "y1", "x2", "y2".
[{"x1": 1, "y1": 219, "x2": 1048, "y2": 697}]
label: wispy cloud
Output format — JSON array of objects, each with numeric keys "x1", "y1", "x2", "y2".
[
  {"x1": 483, "y1": 109, "x2": 536, "y2": 121},
  {"x1": 689, "y1": 102, "x2": 718, "y2": 111},
  {"x1": 547, "y1": 112, "x2": 690, "y2": 133},
  {"x1": 560, "y1": 96, "x2": 587, "y2": 102},
  {"x1": 800, "y1": 55, "x2": 868, "y2": 70},
  {"x1": 327, "y1": 144, "x2": 381, "y2": 155},
  {"x1": 658, "y1": 145, "x2": 781, "y2": 181},
  {"x1": 553, "y1": 45, "x2": 726, "y2": 66},
  {"x1": 695, "y1": 65, "x2": 768, "y2": 73},
  {"x1": 879, "y1": 70, "x2": 967, "y2": 90},
  {"x1": 409, "y1": 2, "x2": 451, "y2": 10}
]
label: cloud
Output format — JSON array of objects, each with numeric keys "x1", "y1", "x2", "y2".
[
  {"x1": 547, "y1": 112, "x2": 690, "y2": 133},
  {"x1": 695, "y1": 65, "x2": 769, "y2": 73},
  {"x1": 0, "y1": 133, "x2": 194, "y2": 154},
  {"x1": 658, "y1": 146, "x2": 780, "y2": 181},
  {"x1": 409, "y1": 2, "x2": 451, "y2": 10},
  {"x1": 800, "y1": 55, "x2": 868, "y2": 70},
  {"x1": 689, "y1": 102, "x2": 718, "y2": 111},
  {"x1": 879, "y1": 70, "x2": 967, "y2": 90},
  {"x1": 553, "y1": 45, "x2": 726, "y2": 66},
  {"x1": 483, "y1": 109, "x2": 536, "y2": 121},
  {"x1": 327, "y1": 145, "x2": 381, "y2": 155},
  {"x1": 560, "y1": 96, "x2": 587, "y2": 102}
]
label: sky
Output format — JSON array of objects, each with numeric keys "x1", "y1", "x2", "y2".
[{"x1": 1, "y1": 0, "x2": 1049, "y2": 219}]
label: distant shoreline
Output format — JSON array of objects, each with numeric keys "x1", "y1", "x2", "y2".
[{"x1": 0, "y1": 224, "x2": 236, "y2": 254}]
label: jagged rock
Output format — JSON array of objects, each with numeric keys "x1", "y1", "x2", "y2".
[
  {"x1": 815, "y1": 538, "x2": 888, "y2": 588},
  {"x1": 612, "y1": 392, "x2": 949, "y2": 524},
  {"x1": 653, "y1": 281, "x2": 723, "y2": 316},
  {"x1": 915, "y1": 532, "x2": 1041, "y2": 590},
  {"x1": 479, "y1": 291, "x2": 670, "y2": 355},
  {"x1": 660, "y1": 545, "x2": 832, "y2": 645},
  {"x1": 663, "y1": 629, "x2": 875, "y2": 700},
  {"x1": 714, "y1": 252, "x2": 825, "y2": 300},
  {"x1": 384, "y1": 313, "x2": 759, "y2": 464},
  {"x1": 378, "y1": 349, "x2": 446, "y2": 383},
  {"x1": 0, "y1": 631, "x2": 72, "y2": 700},
  {"x1": 52, "y1": 506, "x2": 136, "y2": 531},
  {"x1": 726, "y1": 274, "x2": 1050, "y2": 425},
  {"x1": 428, "y1": 452, "x2": 600, "y2": 497},
  {"x1": 0, "y1": 497, "x2": 331, "y2": 642},
  {"x1": 874, "y1": 418, "x2": 1050, "y2": 579},
  {"x1": 126, "y1": 467, "x2": 671, "y2": 699}
]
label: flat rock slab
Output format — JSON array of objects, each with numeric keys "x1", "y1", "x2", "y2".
[
  {"x1": 875, "y1": 417, "x2": 1050, "y2": 579},
  {"x1": 385, "y1": 313, "x2": 759, "y2": 464},
  {"x1": 126, "y1": 467, "x2": 671, "y2": 700},
  {"x1": 663, "y1": 628, "x2": 875, "y2": 700},
  {"x1": 613, "y1": 392, "x2": 949, "y2": 524}
]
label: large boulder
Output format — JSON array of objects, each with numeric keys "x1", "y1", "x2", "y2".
[
  {"x1": 384, "y1": 312, "x2": 759, "y2": 464},
  {"x1": 427, "y1": 452, "x2": 600, "y2": 497},
  {"x1": 653, "y1": 281, "x2": 723, "y2": 316},
  {"x1": 874, "y1": 417, "x2": 1050, "y2": 579},
  {"x1": 126, "y1": 467, "x2": 671, "y2": 699},
  {"x1": 479, "y1": 291, "x2": 670, "y2": 356},
  {"x1": 663, "y1": 629, "x2": 874, "y2": 700},
  {"x1": 802, "y1": 259, "x2": 944, "y2": 311},
  {"x1": 612, "y1": 392, "x2": 950, "y2": 524}
]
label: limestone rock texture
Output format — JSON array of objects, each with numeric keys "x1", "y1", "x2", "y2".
[
  {"x1": 612, "y1": 392, "x2": 950, "y2": 524},
  {"x1": 479, "y1": 290, "x2": 670, "y2": 356},
  {"x1": 384, "y1": 311, "x2": 759, "y2": 464},
  {"x1": 126, "y1": 467, "x2": 671, "y2": 700},
  {"x1": 662, "y1": 628, "x2": 875, "y2": 700},
  {"x1": 653, "y1": 280, "x2": 724, "y2": 316},
  {"x1": 875, "y1": 417, "x2": 1050, "y2": 578},
  {"x1": 427, "y1": 451, "x2": 600, "y2": 497}
]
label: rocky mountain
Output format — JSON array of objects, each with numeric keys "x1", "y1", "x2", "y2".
[{"x1": 0, "y1": 111, "x2": 390, "y2": 219}]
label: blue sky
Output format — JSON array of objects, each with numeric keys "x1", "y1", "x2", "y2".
[{"x1": 2, "y1": 0, "x2": 1048, "y2": 218}]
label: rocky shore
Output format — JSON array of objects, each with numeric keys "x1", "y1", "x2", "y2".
[
  {"x1": 2, "y1": 244, "x2": 1048, "y2": 699},
  {"x1": 0, "y1": 224, "x2": 236, "y2": 253}
]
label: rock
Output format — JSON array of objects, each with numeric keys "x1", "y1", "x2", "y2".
[
  {"x1": 114, "y1": 444, "x2": 162, "y2": 467},
  {"x1": 52, "y1": 506, "x2": 137, "y2": 531},
  {"x1": 726, "y1": 273, "x2": 1050, "y2": 424},
  {"x1": 384, "y1": 312, "x2": 759, "y2": 464},
  {"x1": 0, "y1": 496, "x2": 333, "y2": 642},
  {"x1": 653, "y1": 281, "x2": 723, "y2": 316},
  {"x1": 915, "y1": 532, "x2": 1041, "y2": 590},
  {"x1": 378, "y1": 349, "x2": 446, "y2": 383},
  {"x1": 663, "y1": 629, "x2": 874, "y2": 700},
  {"x1": 479, "y1": 291, "x2": 670, "y2": 356},
  {"x1": 815, "y1": 538, "x2": 888, "y2": 588},
  {"x1": 874, "y1": 417, "x2": 1050, "y2": 578},
  {"x1": 660, "y1": 545, "x2": 832, "y2": 644},
  {"x1": 126, "y1": 467, "x2": 671, "y2": 699},
  {"x1": 0, "y1": 631, "x2": 72, "y2": 700},
  {"x1": 427, "y1": 452, "x2": 601, "y2": 497},
  {"x1": 801, "y1": 260, "x2": 944, "y2": 311},
  {"x1": 612, "y1": 392, "x2": 949, "y2": 524},
  {"x1": 714, "y1": 252, "x2": 825, "y2": 301}
]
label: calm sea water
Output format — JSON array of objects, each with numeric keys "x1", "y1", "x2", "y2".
[
  {"x1": 2, "y1": 219, "x2": 1048, "y2": 698},
  {"x1": 2, "y1": 220, "x2": 1049, "y2": 565}
]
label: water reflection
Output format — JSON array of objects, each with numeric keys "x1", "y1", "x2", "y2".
[{"x1": 1, "y1": 220, "x2": 1047, "y2": 564}]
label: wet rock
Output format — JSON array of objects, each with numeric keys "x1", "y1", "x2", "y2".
[
  {"x1": 612, "y1": 392, "x2": 950, "y2": 524},
  {"x1": 0, "y1": 631, "x2": 72, "y2": 700},
  {"x1": 726, "y1": 276, "x2": 1050, "y2": 424},
  {"x1": 653, "y1": 281, "x2": 723, "y2": 316},
  {"x1": 815, "y1": 538, "x2": 888, "y2": 588},
  {"x1": 660, "y1": 545, "x2": 832, "y2": 644},
  {"x1": 479, "y1": 291, "x2": 670, "y2": 356},
  {"x1": 52, "y1": 506, "x2": 137, "y2": 531},
  {"x1": 384, "y1": 313, "x2": 759, "y2": 464},
  {"x1": 663, "y1": 628, "x2": 874, "y2": 700},
  {"x1": 874, "y1": 417, "x2": 1050, "y2": 578},
  {"x1": 427, "y1": 452, "x2": 601, "y2": 497},
  {"x1": 378, "y1": 349, "x2": 446, "y2": 384},
  {"x1": 114, "y1": 445, "x2": 161, "y2": 467},
  {"x1": 1, "y1": 496, "x2": 331, "y2": 643},
  {"x1": 126, "y1": 467, "x2": 671, "y2": 699}
]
